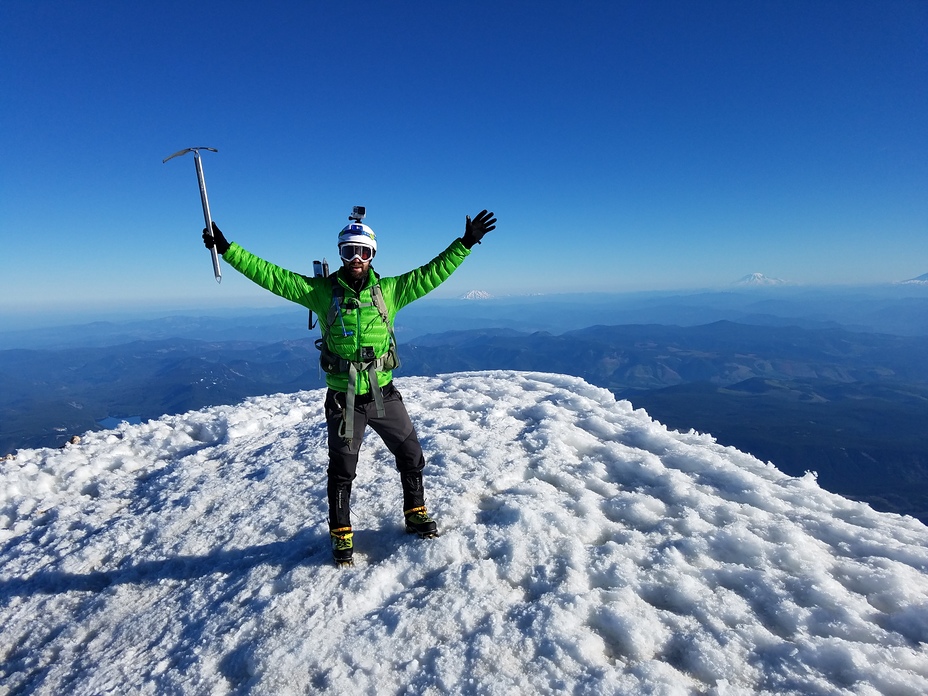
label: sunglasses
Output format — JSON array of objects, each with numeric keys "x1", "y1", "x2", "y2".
[{"x1": 339, "y1": 244, "x2": 374, "y2": 262}]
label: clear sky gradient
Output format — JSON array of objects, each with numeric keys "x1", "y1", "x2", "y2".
[{"x1": 2, "y1": 1, "x2": 926, "y2": 320}]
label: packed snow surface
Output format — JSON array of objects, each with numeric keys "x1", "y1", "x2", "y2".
[{"x1": 2, "y1": 371, "x2": 928, "y2": 695}]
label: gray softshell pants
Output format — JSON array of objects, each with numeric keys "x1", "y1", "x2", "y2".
[{"x1": 324, "y1": 381, "x2": 427, "y2": 529}]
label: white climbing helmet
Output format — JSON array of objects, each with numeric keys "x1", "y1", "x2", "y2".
[{"x1": 337, "y1": 222, "x2": 377, "y2": 252}]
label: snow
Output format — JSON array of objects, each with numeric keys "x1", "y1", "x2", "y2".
[
  {"x1": 2, "y1": 371, "x2": 927, "y2": 695},
  {"x1": 734, "y1": 273, "x2": 789, "y2": 286},
  {"x1": 459, "y1": 290, "x2": 494, "y2": 300},
  {"x1": 900, "y1": 273, "x2": 928, "y2": 285}
]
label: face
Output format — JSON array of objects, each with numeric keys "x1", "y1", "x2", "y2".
[{"x1": 339, "y1": 244, "x2": 374, "y2": 282}]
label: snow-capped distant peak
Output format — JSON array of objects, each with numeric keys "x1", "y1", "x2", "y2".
[
  {"x1": 900, "y1": 272, "x2": 928, "y2": 285},
  {"x1": 459, "y1": 289, "x2": 493, "y2": 300},
  {"x1": 734, "y1": 272, "x2": 788, "y2": 286}
]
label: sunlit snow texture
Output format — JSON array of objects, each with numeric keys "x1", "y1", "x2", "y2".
[{"x1": 2, "y1": 371, "x2": 927, "y2": 695}]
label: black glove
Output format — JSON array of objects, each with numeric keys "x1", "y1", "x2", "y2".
[
  {"x1": 202, "y1": 222, "x2": 230, "y2": 255},
  {"x1": 461, "y1": 209, "x2": 497, "y2": 249}
]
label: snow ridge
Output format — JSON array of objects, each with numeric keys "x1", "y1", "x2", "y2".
[{"x1": 2, "y1": 371, "x2": 927, "y2": 694}]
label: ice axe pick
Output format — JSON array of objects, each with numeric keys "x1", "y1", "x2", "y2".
[{"x1": 163, "y1": 147, "x2": 222, "y2": 283}]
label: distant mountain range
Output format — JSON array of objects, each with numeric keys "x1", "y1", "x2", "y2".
[
  {"x1": 5, "y1": 283, "x2": 928, "y2": 351},
  {"x1": 733, "y1": 271, "x2": 928, "y2": 287}
]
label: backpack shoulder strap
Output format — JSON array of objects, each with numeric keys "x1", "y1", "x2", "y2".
[
  {"x1": 369, "y1": 274, "x2": 390, "y2": 326},
  {"x1": 321, "y1": 273, "x2": 344, "y2": 337}
]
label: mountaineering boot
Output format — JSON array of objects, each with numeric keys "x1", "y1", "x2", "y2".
[
  {"x1": 328, "y1": 481, "x2": 354, "y2": 565},
  {"x1": 404, "y1": 506, "x2": 439, "y2": 538},
  {"x1": 330, "y1": 527, "x2": 354, "y2": 567}
]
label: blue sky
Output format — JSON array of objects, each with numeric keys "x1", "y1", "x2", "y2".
[{"x1": 1, "y1": 0, "x2": 926, "y2": 321}]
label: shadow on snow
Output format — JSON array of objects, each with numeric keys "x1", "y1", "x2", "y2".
[{"x1": 0, "y1": 527, "x2": 331, "y2": 600}]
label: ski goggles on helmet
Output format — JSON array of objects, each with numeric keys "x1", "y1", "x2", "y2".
[{"x1": 339, "y1": 243, "x2": 374, "y2": 262}]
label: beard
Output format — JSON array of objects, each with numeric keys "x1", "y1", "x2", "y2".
[{"x1": 343, "y1": 260, "x2": 369, "y2": 285}]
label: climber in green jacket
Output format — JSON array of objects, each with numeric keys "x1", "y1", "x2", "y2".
[{"x1": 202, "y1": 209, "x2": 496, "y2": 565}]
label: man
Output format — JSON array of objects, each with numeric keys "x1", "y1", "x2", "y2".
[{"x1": 202, "y1": 209, "x2": 496, "y2": 565}]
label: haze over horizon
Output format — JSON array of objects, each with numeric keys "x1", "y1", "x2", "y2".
[
  {"x1": 2, "y1": 0, "x2": 926, "y2": 317},
  {"x1": 2, "y1": 273, "x2": 928, "y2": 334}
]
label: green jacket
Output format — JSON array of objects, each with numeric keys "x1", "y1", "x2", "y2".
[{"x1": 222, "y1": 238, "x2": 471, "y2": 395}]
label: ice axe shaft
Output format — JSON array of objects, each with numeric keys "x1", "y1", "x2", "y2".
[
  {"x1": 163, "y1": 147, "x2": 222, "y2": 283},
  {"x1": 193, "y1": 153, "x2": 222, "y2": 283}
]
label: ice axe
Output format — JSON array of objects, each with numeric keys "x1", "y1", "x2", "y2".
[{"x1": 163, "y1": 146, "x2": 222, "y2": 283}]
